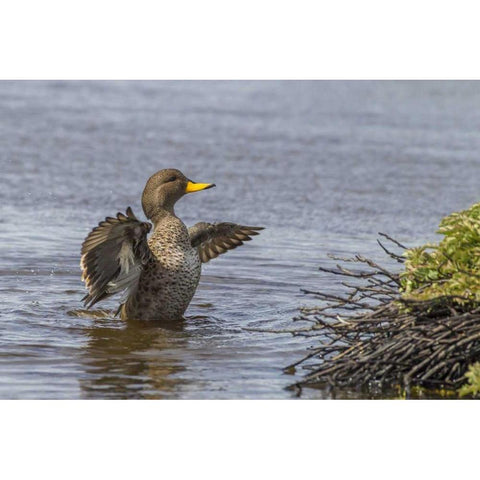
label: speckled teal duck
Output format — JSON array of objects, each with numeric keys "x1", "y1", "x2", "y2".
[{"x1": 80, "y1": 169, "x2": 263, "y2": 321}]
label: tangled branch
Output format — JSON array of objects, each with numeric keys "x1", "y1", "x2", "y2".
[{"x1": 289, "y1": 234, "x2": 480, "y2": 396}]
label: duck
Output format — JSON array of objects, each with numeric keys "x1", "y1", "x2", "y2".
[{"x1": 80, "y1": 168, "x2": 263, "y2": 322}]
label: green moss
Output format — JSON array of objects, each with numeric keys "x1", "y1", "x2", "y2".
[
  {"x1": 459, "y1": 363, "x2": 480, "y2": 397},
  {"x1": 400, "y1": 202, "x2": 480, "y2": 305}
]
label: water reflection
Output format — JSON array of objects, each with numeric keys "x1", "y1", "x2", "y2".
[{"x1": 80, "y1": 317, "x2": 189, "y2": 399}]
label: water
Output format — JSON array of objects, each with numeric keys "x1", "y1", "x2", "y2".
[{"x1": 2, "y1": 81, "x2": 480, "y2": 399}]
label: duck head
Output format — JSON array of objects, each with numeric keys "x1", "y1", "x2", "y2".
[{"x1": 142, "y1": 168, "x2": 215, "y2": 220}]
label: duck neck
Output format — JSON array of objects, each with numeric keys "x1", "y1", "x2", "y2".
[{"x1": 150, "y1": 206, "x2": 176, "y2": 229}]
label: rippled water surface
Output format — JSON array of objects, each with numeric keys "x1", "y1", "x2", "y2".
[{"x1": 2, "y1": 81, "x2": 480, "y2": 398}]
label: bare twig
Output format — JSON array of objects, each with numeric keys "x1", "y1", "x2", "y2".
[{"x1": 289, "y1": 234, "x2": 480, "y2": 395}]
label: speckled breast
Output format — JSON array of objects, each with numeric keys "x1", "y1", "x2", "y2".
[{"x1": 123, "y1": 216, "x2": 202, "y2": 321}]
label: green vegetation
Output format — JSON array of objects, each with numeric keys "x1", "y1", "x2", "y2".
[
  {"x1": 459, "y1": 362, "x2": 480, "y2": 398},
  {"x1": 293, "y1": 203, "x2": 480, "y2": 398},
  {"x1": 401, "y1": 202, "x2": 480, "y2": 306},
  {"x1": 401, "y1": 203, "x2": 480, "y2": 396}
]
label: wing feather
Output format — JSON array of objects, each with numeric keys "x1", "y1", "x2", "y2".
[
  {"x1": 80, "y1": 207, "x2": 152, "y2": 308},
  {"x1": 188, "y1": 222, "x2": 264, "y2": 263}
]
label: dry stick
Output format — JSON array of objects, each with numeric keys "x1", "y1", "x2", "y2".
[
  {"x1": 292, "y1": 234, "x2": 480, "y2": 394},
  {"x1": 404, "y1": 331, "x2": 480, "y2": 384},
  {"x1": 378, "y1": 232, "x2": 407, "y2": 250},
  {"x1": 377, "y1": 239, "x2": 405, "y2": 263}
]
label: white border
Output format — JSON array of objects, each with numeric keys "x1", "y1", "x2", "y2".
[
  {"x1": 2, "y1": 401, "x2": 480, "y2": 479},
  {"x1": 1, "y1": 0, "x2": 480, "y2": 78}
]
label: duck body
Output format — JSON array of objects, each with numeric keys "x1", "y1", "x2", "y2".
[
  {"x1": 121, "y1": 213, "x2": 201, "y2": 321},
  {"x1": 80, "y1": 168, "x2": 263, "y2": 322}
]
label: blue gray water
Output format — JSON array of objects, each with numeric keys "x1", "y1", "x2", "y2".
[{"x1": 1, "y1": 81, "x2": 480, "y2": 398}]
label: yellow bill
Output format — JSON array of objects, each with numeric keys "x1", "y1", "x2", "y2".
[{"x1": 185, "y1": 181, "x2": 216, "y2": 193}]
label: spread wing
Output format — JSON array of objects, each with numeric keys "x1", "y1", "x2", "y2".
[
  {"x1": 188, "y1": 222, "x2": 264, "y2": 263},
  {"x1": 80, "y1": 207, "x2": 152, "y2": 308}
]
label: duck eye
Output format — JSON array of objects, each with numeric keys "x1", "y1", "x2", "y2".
[{"x1": 166, "y1": 176, "x2": 177, "y2": 183}]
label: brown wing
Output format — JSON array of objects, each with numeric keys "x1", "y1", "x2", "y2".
[
  {"x1": 188, "y1": 222, "x2": 264, "y2": 263},
  {"x1": 80, "y1": 207, "x2": 152, "y2": 308}
]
